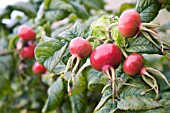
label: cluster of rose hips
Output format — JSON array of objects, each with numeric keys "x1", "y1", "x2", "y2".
[
  {"x1": 67, "y1": 9, "x2": 170, "y2": 100},
  {"x1": 17, "y1": 25, "x2": 46, "y2": 75}
]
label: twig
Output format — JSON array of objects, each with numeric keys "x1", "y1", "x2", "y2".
[{"x1": 0, "y1": 49, "x2": 16, "y2": 56}]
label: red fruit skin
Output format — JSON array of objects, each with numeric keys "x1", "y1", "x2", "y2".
[
  {"x1": 90, "y1": 44, "x2": 122, "y2": 71},
  {"x1": 123, "y1": 53, "x2": 144, "y2": 76},
  {"x1": 18, "y1": 25, "x2": 36, "y2": 41},
  {"x1": 32, "y1": 62, "x2": 46, "y2": 74},
  {"x1": 118, "y1": 9, "x2": 142, "y2": 38},
  {"x1": 19, "y1": 43, "x2": 36, "y2": 59},
  {"x1": 69, "y1": 37, "x2": 92, "y2": 58}
]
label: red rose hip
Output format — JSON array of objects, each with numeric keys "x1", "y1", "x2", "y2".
[
  {"x1": 16, "y1": 39, "x2": 23, "y2": 50},
  {"x1": 90, "y1": 44, "x2": 122, "y2": 71},
  {"x1": 90, "y1": 44, "x2": 122, "y2": 101},
  {"x1": 123, "y1": 53, "x2": 144, "y2": 76},
  {"x1": 69, "y1": 37, "x2": 92, "y2": 58},
  {"x1": 18, "y1": 25, "x2": 36, "y2": 41},
  {"x1": 118, "y1": 9, "x2": 141, "y2": 38},
  {"x1": 32, "y1": 62, "x2": 46, "y2": 74},
  {"x1": 123, "y1": 53, "x2": 170, "y2": 99},
  {"x1": 66, "y1": 37, "x2": 92, "y2": 96},
  {"x1": 19, "y1": 42, "x2": 36, "y2": 59}
]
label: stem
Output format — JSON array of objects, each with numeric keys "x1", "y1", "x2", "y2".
[
  {"x1": 104, "y1": 39, "x2": 111, "y2": 44},
  {"x1": 86, "y1": 36, "x2": 97, "y2": 41},
  {"x1": 70, "y1": 55, "x2": 76, "y2": 70},
  {"x1": 72, "y1": 57, "x2": 81, "y2": 83},
  {"x1": 63, "y1": 56, "x2": 73, "y2": 75},
  {"x1": 115, "y1": 82, "x2": 120, "y2": 100},
  {"x1": 149, "y1": 32, "x2": 164, "y2": 52},
  {"x1": 116, "y1": 78, "x2": 137, "y2": 87},
  {"x1": 141, "y1": 26, "x2": 164, "y2": 51},
  {"x1": 121, "y1": 48, "x2": 128, "y2": 58},
  {"x1": 141, "y1": 31, "x2": 161, "y2": 50},
  {"x1": 110, "y1": 67, "x2": 115, "y2": 102},
  {"x1": 72, "y1": 57, "x2": 81, "y2": 74},
  {"x1": 105, "y1": 69, "x2": 112, "y2": 80},
  {"x1": 145, "y1": 67, "x2": 170, "y2": 86},
  {"x1": 67, "y1": 76, "x2": 72, "y2": 96},
  {"x1": 108, "y1": 23, "x2": 118, "y2": 41},
  {"x1": 101, "y1": 84, "x2": 110, "y2": 94},
  {"x1": 108, "y1": 31, "x2": 112, "y2": 41},
  {"x1": 108, "y1": 23, "x2": 118, "y2": 31},
  {"x1": 0, "y1": 49, "x2": 16, "y2": 56},
  {"x1": 141, "y1": 69, "x2": 159, "y2": 99},
  {"x1": 142, "y1": 23, "x2": 169, "y2": 29}
]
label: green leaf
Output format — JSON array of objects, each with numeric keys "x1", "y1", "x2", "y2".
[
  {"x1": 44, "y1": 43, "x2": 68, "y2": 72},
  {"x1": 125, "y1": 36, "x2": 160, "y2": 54},
  {"x1": 71, "y1": 59, "x2": 90, "y2": 95},
  {"x1": 82, "y1": 0, "x2": 105, "y2": 10},
  {"x1": 69, "y1": 1, "x2": 89, "y2": 19},
  {"x1": 70, "y1": 92, "x2": 87, "y2": 113},
  {"x1": 139, "y1": 108, "x2": 166, "y2": 113},
  {"x1": 117, "y1": 95, "x2": 162, "y2": 111},
  {"x1": 34, "y1": 37, "x2": 64, "y2": 64},
  {"x1": 42, "y1": 77, "x2": 66, "y2": 113},
  {"x1": 61, "y1": 97, "x2": 72, "y2": 113},
  {"x1": 44, "y1": 0, "x2": 74, "y2": 21},
  {"x1": 44, "y1": 0, "x2": 50, "y2": 10},
  {"x1": 86, "y1": 67, "x2": 104, "y2": 91},
  {"x1": 7, "y1": 2, "x2": 37, "y2": 17},
  {"x1": 116, "y1": 76, "x2": 164, "y2": 111},
  {"x1": 119, "y1": 77, "x2": 155, "y2": 98},
  {"x1": 53, "y1": 61, "x2": 66, "y2": 75},
  {"x1": 113, "y1": 108, "x2": 166, "y2": 113},
  {"x1": 45, "y1": 10, "x2": 70, "y2": 22},
  {"x1": 94, "y1": 88, "x2": 112, "y2": 112},
  {"x1": 111, "y1": 27, "x2": 125, "y2": 47},
  {"x1": 135, "y1": 0, "x2": 162, "y2": 22},
  {"x1": 59, "y1": 21, "x2": 85, "y2": 39},
  {"x1": 158, "y1": 0, "x2": 170, "y2": 4},
  {"x1": 90, "y1": 15, "x2": 111, "y2": 40},
  {"x1": 96, "y1": 99, "x2": 116, "y2": 113}
]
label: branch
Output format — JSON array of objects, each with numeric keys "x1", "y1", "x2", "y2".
[{"x1": 0, "y1": 49, "x2": 16, "y2": 56}]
